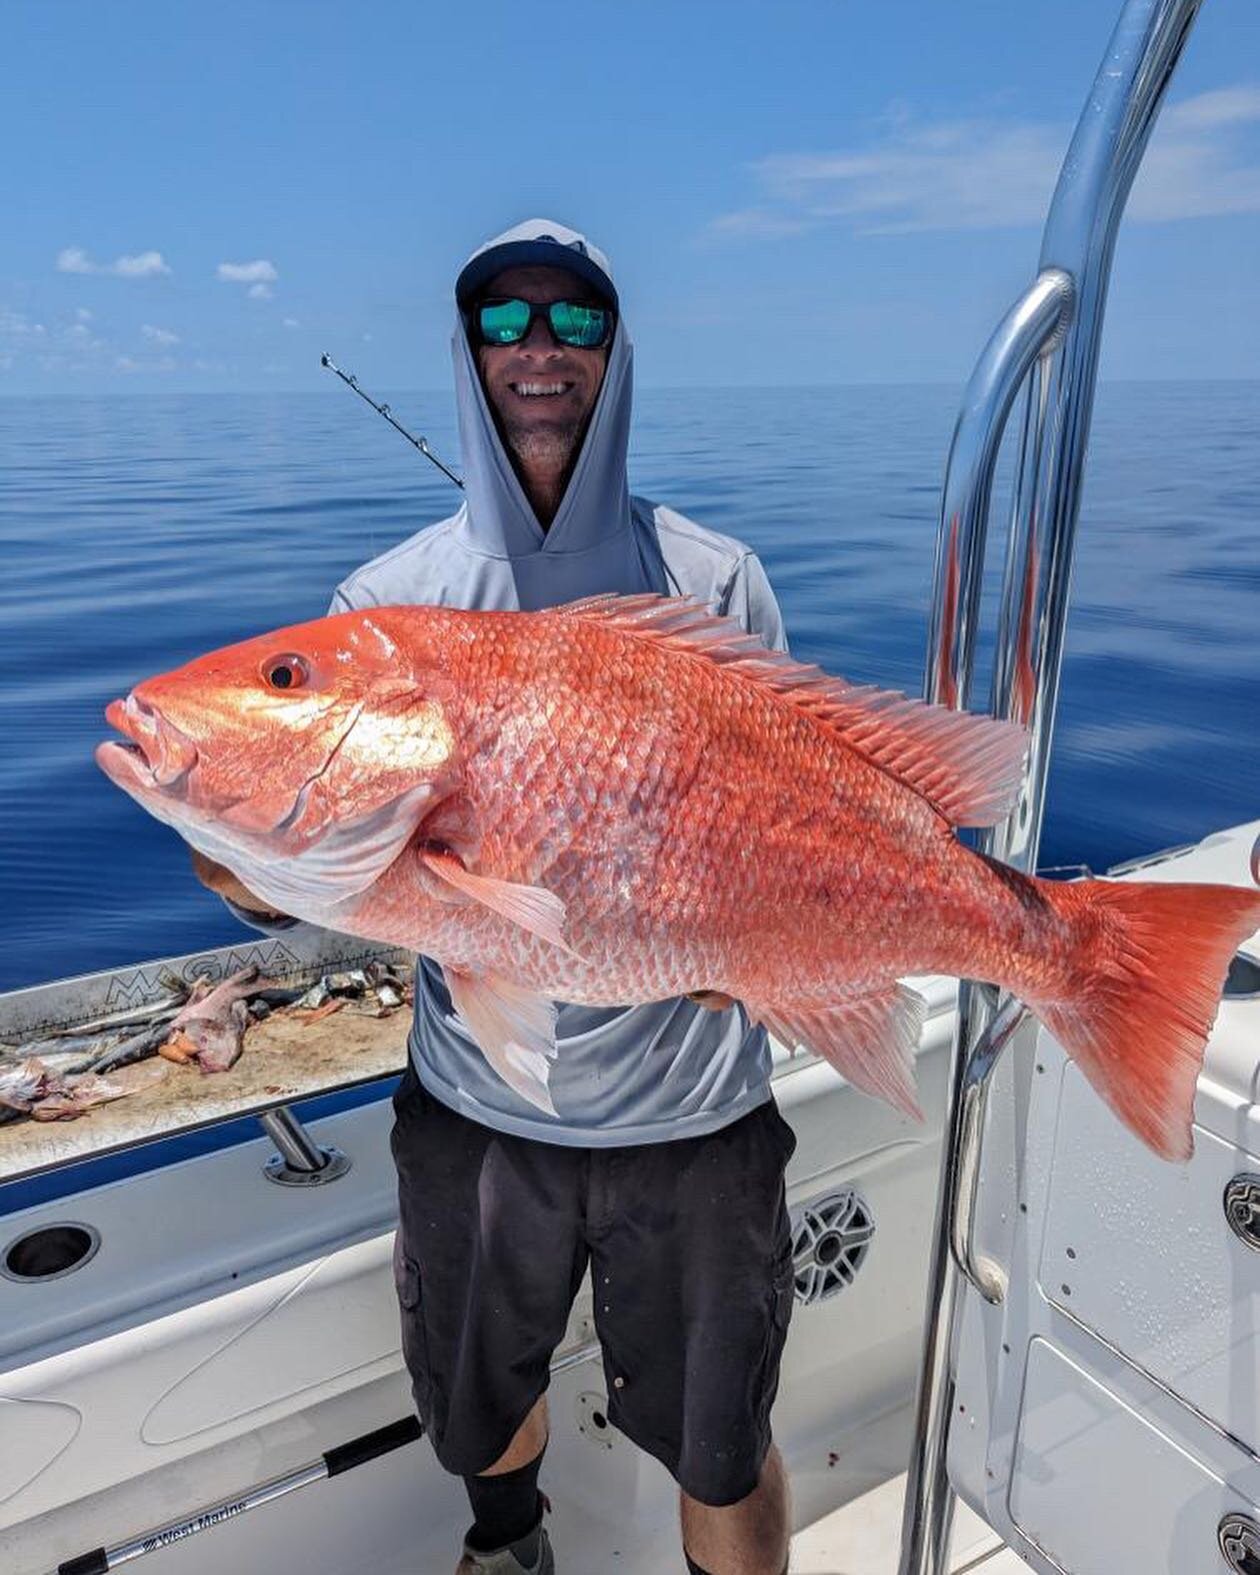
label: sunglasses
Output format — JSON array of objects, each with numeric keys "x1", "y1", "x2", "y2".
[{"x1": 473, "y1": 297, "x2": 613, "y2": 350}]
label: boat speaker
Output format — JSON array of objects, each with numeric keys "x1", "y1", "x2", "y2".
[
  {"x1": 790, "y1": 1189, "x2": 874, "y2": 1305},
  {"x1": 1218, "y1": 1512, "x2": 1260, "y2": 1575}
]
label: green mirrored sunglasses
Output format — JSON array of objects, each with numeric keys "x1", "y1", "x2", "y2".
[{"x1": 475, "y1": 297, "x2": 613, "y2": 350}]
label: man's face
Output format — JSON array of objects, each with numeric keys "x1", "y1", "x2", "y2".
[{"x1": 473, "y1": 264, "x2": 610, "y2": 480}]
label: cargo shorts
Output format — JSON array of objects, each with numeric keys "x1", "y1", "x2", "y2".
[{"x1": 388, "y1": 1059, "x2": 797, "y2": 1507}]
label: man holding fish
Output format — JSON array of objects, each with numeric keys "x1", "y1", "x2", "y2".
[
  {"x1": 191, "y1": 220, "x2": 799, "y2": 1575},
  {"x1": 105, "y1": 220, "x2": 1257, "y2": 1575}
]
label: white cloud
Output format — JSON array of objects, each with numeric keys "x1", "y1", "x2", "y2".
[
  {"x1": 0, "y1": 307, "x2": 46, "y2": 339},
  {"x1": 706, "y1": 207, "x2": 813, "y2": 238},
  {"x1": 709, "y1": 84, "x2": 1260, "y2": 237},
  {"x1": 141, "y1": 323, "x2": 180, "y2": 345},
  {"x1": 114, "y1": 353, "x2": 176, "y2": 374},
  {"x1": 57, "y1": 246, "x2": 171, "y2": 277},
  {"x1": 247, "y1": 281, "x2": 273, "y2": 300},
  {"x1": 217, "y1": 259, "x2": 278, "y2": 284},
  {"x1": 282, "y1": 316, "x2": 300, "y2": 329},
  {"x1": 1160, "y1": 84, "x2": 1260, "y2": 131},
  {"x1": 113, "y1": 251, "x2": 170, "y2": 278},
  {"x1": 75, "y1": 306, "x2": 93, "y2": 322},
  {"x1": 57, "y1": 247, "x2": 95, "y2": 274}
]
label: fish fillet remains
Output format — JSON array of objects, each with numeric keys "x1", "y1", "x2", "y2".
[{"x1": 95, "y1": 594, "x2": 1260, "y2": 1162}]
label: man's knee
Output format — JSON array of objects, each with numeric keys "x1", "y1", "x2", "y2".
[
  {"x1": 679, "y1": 1445, "x2": 790, "y2": 1575},
  {"x1": 479, "y1": 1395, "x2": 549, "y2": 1476}
]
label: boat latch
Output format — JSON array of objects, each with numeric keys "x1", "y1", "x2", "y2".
[
  {"x1": 1224, "y1": 1176, "x2": 1260, "y2": 1254},
  {"x1": 1218, "y1": 1512, "x2": 1260, "y2": 1575}
]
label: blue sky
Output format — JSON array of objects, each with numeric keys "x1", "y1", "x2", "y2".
[{"x1": 2, "y1": 0, "x2": 1257, "y2": 393}]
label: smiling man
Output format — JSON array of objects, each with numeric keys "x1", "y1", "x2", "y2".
[
  {"x1": 202, "y1": 219, "x2": 794, "y2": 1575},
  {"x1": 471, "y1": 265, "x2": 609, "y2": 527}
]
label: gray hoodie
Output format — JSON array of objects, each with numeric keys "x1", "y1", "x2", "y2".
[{"x1": 243, "y1": 220, "x2": 788, "y2": 1146}]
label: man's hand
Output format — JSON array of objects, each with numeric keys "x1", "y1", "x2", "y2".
[
  {"x1": 687, "y1": 990, "x2": 737, "y2": 1012},
  {"x1": 190, "y1": 850, "x2": 289, "y2": 923}
]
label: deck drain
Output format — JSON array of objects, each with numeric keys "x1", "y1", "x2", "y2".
[
  {"x1": 576, "y1": 1390, "x2": 620, "y2": 1453},
  {"x1": 790, "y1": 1190, "x2": 874, "y2": 1305},
  {"x1": 3, "y1": 1222, "x2": 100, "y2": 1283}
]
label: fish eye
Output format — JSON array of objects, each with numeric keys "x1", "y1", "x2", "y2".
[{"x1": 262, "y1": 654, "x2": 309, "y2": 691}]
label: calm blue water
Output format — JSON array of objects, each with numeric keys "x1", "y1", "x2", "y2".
[{"x1": 2, "y1": 383, "x2": 1257, "y2": 996}]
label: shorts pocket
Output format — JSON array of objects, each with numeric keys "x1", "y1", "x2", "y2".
[
  {"x1": 771, "y1": 1255, "x2": 796, "y2": 1333},
  {"x1": 392, "y1": 1234, "x2": 433, "y2": 1412},
  {"x1": 769, "y1": 1101, "x2": 798, "y2": 1166},
  {"x1": 391, "y1": 1058, "x2": 423, "y2": 1120}
]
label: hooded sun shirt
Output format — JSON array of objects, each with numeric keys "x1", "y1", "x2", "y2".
[{"x1": 239, "y1": 219, "x2": 789, "y2": 1146}]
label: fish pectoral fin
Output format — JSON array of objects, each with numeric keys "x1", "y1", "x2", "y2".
[
  {"x1": 422, "y1": 850, "x2": 579, "y2": 958},
  {"x1": 443, "y1": 967, "x2": 558, "y2": 1116},
  {"x1": 751, "y1": 984, "x2": 927, "y2": 1121}
]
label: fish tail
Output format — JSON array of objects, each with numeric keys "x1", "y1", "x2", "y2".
[{"x1": 1027, "y1": 878, "x2": 1260, "y2": 1162}]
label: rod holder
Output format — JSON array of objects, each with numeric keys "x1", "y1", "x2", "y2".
[{"x1": 259, "y1": 1107, "x2": 351, "y2": 1187}]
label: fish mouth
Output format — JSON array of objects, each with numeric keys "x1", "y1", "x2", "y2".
[{"x1": 97, "y1": 692, "x2": 199, "y2": 797}]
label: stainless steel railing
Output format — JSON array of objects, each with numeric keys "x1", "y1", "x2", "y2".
[{"x1": 897, "y1": 3, "x2": 1205, "y2": 1572}]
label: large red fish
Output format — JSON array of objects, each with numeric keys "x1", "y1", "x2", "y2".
[{"x1": 96, "y1": 595, "x2": 1260, "y2": 1161}]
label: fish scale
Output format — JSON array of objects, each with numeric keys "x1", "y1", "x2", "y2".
[{"x1": 97, "y1": 593, "x2": 1260, "y2": 1159}]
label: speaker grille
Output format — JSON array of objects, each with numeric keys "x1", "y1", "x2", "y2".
[{"x1": 790, "y1": 1189, "x2": 874, "y2": 1305}]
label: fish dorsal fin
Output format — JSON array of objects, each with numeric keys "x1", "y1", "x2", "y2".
[{"x1": 558, "y1": 594, "x2": 1028, "y2": 829}]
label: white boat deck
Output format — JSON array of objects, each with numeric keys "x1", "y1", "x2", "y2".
[{"x1": 792, "y1": 1471, "x2": 1028, "y2": 1573}]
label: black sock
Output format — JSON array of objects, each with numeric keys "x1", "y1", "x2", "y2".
[
  {"x1": 464, "y1": 1448, "x2": 545, "y2": 1555},
  {"x1": 685, "y1": 1553, "x2": 787, "y2": 1575}
]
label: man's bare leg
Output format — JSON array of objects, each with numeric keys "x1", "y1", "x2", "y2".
[
  {"x1": 679, "y1": 1444, "x2": 790, "y2": 1575},
  {"x1": 479, "y1": 1395, "x2": 549, "y2": 1474},
  {"x1": 456, "y1": 1399, "x2": 551, "y2": 1572}
]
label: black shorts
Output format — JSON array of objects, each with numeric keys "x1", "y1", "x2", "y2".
[{"x1": 389, "y1": 1061, "x2": 797, "y2": 1506}]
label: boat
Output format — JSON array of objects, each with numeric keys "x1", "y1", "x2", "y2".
[{"x1": 2, "y1": 2, "x2": 1257, "y2": 1571}]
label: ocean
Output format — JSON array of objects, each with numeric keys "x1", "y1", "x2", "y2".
[{"x1": 2, "y1": 381, "x2": 1257, "y2": 996}]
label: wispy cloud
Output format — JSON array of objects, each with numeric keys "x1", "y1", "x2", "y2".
[
  {"x1": 707, "y1": 84, "x2": 1260, "y2": 238},
  {"x1": 707, "y1": 207, "x2": 814, "y2": 239},
  {"x1": 57, "y1": 246, "x2": 171, "y2": 277},
  {"x1": 282, "y1": 316, "x2": 301, "y2": 329},
  {"x1": 216, "y1": 259, "x2": 278, "y2": 284},
  {"x1": 217, "y1": 259, "x2": 278, "y2": 299},
  {"x1": 141, "y1": 323, "x2": 180, "y2": 346},
  {"x1": 0, "y1": 307, "x2": 47, "y2": 339},
  {"x1": 115, "y1": 353, "x2": 176, "y2": 373},
  {"x1": 4, "y1": 305, "x2": 110, "y2": 366}
]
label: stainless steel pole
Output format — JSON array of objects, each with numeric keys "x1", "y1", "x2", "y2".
[{"x1": 897, "y1": 5, "x2": 1205, "y2": 1573}]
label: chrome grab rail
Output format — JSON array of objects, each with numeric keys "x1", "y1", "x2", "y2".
[
  {"x1": 897, "y1": 4, "x2": 1204, "y2": 1573},
  {"x1": 923, "y1": 269, "x2": 1073, "y2": 714},
  {"x1": 948, "y1": 994, "x2": 1030, "y2": 1306}
]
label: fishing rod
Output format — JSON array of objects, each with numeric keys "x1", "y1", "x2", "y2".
[{"x1": 320, "y1": 353, "x2": 463, "y2": 490}]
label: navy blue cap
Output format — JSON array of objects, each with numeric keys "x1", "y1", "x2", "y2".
[{"x1": 455, "y1": 221, "x2": 618, "y2": 312}]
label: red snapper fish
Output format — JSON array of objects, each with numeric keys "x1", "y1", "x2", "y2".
[{"x1": 96, "y1": 595, "x2": 1260, "y2": 1161}]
